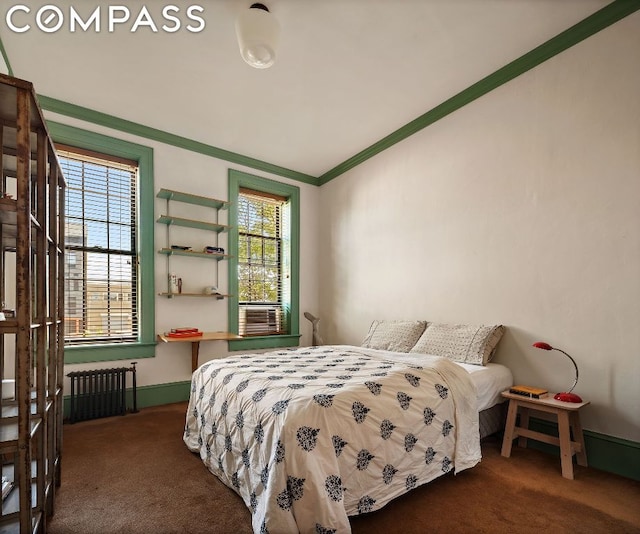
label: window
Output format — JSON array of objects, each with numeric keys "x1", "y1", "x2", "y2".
[
  {"x1": 59, "y1": 146, "x2": 138, "y2": 344},
  {"x1": 228, "y1": 170, "x2": 300, "y2": 350},
  {"x1": 49, "y1": 122, "x2": 155, "y2": 363},
  {"x1": 238, "y1": 188, "x2": 287, "y2": 336}
]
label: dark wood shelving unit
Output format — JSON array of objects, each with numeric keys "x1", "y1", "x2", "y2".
[{"x1": 0, "y1": 73, "x2": 65, "y2": 533}]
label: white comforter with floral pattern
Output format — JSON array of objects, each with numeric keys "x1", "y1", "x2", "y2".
[{"x1": 183, "y1": 345, "x2": 480, "y2": 534}]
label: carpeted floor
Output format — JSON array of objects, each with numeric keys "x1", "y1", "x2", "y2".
[{"x1": 48, "y1": 402, "x2": 640, "y2": 534}]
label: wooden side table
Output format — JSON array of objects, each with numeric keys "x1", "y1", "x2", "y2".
[
  {"x1": 157, "y1": 331, "x2": 242, "y2": 372},
  {"x1": 500, "y1": 390, "x2": 589, "y2": 479}
]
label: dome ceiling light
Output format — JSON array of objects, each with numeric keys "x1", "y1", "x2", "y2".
[{"x1": 235, "y1": 3, "x2": 280, "y2": 69}]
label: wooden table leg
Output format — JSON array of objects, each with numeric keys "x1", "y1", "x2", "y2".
[
  {"x1": 518, "y1": 406, "x2": 530, "y2": 448},
  {"x1": 557, "y1": 409, "x2": 574, "y2": 480},
  {"x1": 501, "y1": 399, "x2": 518, "y2": 458},
  {"x1": 571, "y1": 411, "x2": 588, "y2": 467},
  {"x1": 191, "y1": 341, "x2": 200, "y2": 373}
]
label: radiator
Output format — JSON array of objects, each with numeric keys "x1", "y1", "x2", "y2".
[{"x1": 67, "y1": 363, "x2": 138, "y2": 423}]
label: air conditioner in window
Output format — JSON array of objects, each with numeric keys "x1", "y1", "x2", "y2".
[{"x1": 239, "y1": 306, "x2": 281, "y2": 336}]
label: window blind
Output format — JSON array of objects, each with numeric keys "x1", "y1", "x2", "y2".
[
  {"x1": 238, "y1": 188, "x2": 288, "y2": 336},
  {"x1": 58, "y1": 146, "x2": 139, "y2": 344}
]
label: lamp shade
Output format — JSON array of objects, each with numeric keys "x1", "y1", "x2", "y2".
[{"x1": 235, "y1": 3, "x2": 280, "y2": 69}]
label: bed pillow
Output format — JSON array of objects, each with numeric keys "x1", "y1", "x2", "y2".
[
  {"x1": 361, "y1": 320, "x2": 428, "y2": 353},
  {"x1": 409, "y1": 323, "x2": 505, "y2": 365}
]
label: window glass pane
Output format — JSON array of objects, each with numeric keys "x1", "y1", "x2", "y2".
[
  {"x1": 264, "y1": 240, "x2": 277, "y2": 263},
  {"x1": 59, "y1": 149, "x2": 138, "y2": 344},
  {"x1": 238, "y1": 189, "x2": 285, "y2": 335}
]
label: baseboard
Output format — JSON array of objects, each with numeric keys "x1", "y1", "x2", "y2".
[
  {"x1": 62, "y1": 384, "x2": 639, "y2": 481},
  {"x1": 527, "y1": 417, "x2": 640, "y2": 482}
]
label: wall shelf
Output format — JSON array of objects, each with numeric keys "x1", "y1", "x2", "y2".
[
  {"x1": 156, "y1": 188, "x2": 232, "y2": 300},
  {"x1": 157, "y1": 248, "x2": 230, "y2": 261},
  {"x1": 156, "y1": 214, "x2": 230, "y2": 233},
  {"x1": 158, "y1": 292, "x2": 231, "y2": 300},
  {"x1": 156, "y1": 188, "x2": 230, "y2": 210}
]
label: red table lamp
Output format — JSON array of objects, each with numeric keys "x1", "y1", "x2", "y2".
[{"x1": 533, "y1": 341, "x2": 583, "y2": 403}]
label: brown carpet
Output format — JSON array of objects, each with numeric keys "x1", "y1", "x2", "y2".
[{"x1": 48, "y1": 402, "x2": 640, "y2": 534}]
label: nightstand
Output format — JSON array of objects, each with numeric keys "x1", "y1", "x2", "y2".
[{"x1": 500, "y1": 390, "x2": 590, "y2": 479}]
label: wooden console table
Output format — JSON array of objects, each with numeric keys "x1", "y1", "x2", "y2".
[
  {"x1": 157, "y1": 331, "x2": 242, "y2": 372},
  {"x1": 500, "y1": 390, "x2": 589, "y2": 480}
]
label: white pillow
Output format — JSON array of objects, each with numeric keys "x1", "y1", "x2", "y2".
[
  {"x1": 410, "y1": 323, "x2": 505, "y2": 365},
  {"x1": 361, "y1": 320, "x2": 428, "y2": 353}
]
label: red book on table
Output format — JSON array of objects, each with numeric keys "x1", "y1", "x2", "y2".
[{"x1": 166, "y1": 328, "x2": 202, "y2": 338}]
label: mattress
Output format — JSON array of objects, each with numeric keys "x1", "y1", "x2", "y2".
[
  {"x1": 350, "y1": 347, "x2": 513, "y2": 412},
  {"x1": 456, "y1": 361, "x2": 513, "y2": 411}
]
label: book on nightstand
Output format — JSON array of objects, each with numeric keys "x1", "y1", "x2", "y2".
[{"x1": 509, "y1": 385, "x2": 549, "y2": 399}]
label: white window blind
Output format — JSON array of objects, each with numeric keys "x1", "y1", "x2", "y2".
[
  {"x1": 238, "y1": 188, "x2": 288, "y2": 336},
  {"x1": 58, "y1": 145, "x2": 139, "y2": 345}
]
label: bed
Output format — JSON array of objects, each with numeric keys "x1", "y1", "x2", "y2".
[{"x1": 184, "y1": 322, "x2": 512, "y2": 534}]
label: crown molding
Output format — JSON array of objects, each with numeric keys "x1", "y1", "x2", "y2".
[{"x1": 38, "y1": 95, "x2": 319, "y2": 186}]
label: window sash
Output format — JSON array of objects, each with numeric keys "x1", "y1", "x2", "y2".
[
  {"x1": 59, "y1": 148, "x2": 139, "y2": 345},
  {"x1": 238, "y1": 189, "x2": 288, "y2": 336}
]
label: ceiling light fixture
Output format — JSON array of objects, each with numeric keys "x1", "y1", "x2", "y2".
[{"x1": 235, "y1": 3, "x2": 280, "y2": 69}]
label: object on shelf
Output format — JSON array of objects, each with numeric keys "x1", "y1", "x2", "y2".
[
  {"x1": 166, "y1": 328, "x2": 203, "y2": 338},
  {"x1": 204, "y1": 246, "x2": 225, "y2": 254},
  {"x1": 172, "y1": 327, "x2": 200, "y2": 333},
  {"x1": 203, "y1": 286, "x2": 218, "y2": 295},
  {"x1": 1, "y1": 379, "x2": 15, "y2": 400},
  {"x1": 168, "y1": 273, "x2": 179, "y2": 293},
  {"x1": 1, "y1": 309, "x2": 14, "y2": 318},
  {"x1": 2, "y1": 476, "x2": 13, "y2": 501},
  {"x1": 171, "y1": 245, "x2": 191, "y2": 251},
  {"x1": 509, "y1": 385, "x2": 549, "y2": 399}
]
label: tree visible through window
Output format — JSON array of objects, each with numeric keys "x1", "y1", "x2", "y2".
[{"x1": 58, "y1": 146, "x2": 138, "y2": 344}]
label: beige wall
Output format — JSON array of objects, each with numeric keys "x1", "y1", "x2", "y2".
[{"x1": 318, "y1": 13, "x2": 640, "y2": 442}]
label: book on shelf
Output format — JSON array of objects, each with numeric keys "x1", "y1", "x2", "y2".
[
  {"x1": 171, "y1": 327, "x2": 200, "y2": 333},
  {"x1": 166, "y1": 328, "x2": 203, "y2": 338},
  {"x1": 2, "y1": 476, "x2": 13, "y2": 501},
  {"x1": 509, "y1": 385, "x2": 549, "y2": 399}
]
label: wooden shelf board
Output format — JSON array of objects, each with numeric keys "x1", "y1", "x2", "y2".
[
  {"x1": 156, "y1": 215, "x2": 229, "y2": 233},
  {"x1": 156, "y1": 188, "x2": 229, "y2": 210},
  {"x1": 157, "y1": 248, "x2": 230, "y2": 260},
  {"x1": 158, "y1": 292, "x2": 231, "y2": 299},
  {"x1": 157, "y1": 331, "x2": 242, "y2": 343},
  {"x1": 0, "y1": 416, "x2": 43, "y2": 447}
]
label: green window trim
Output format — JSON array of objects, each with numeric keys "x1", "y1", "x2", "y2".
[
  {"x1": 228, "y1": 169, "x2": 300, "y2": 351},
  {"x1": 48, "y1": 121, "x2": 156, "y2": 364},
  {"x1": 0, "y1": 34, "x2": 13, "y2": 76}
]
